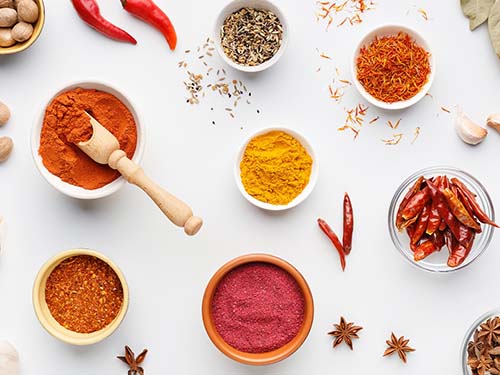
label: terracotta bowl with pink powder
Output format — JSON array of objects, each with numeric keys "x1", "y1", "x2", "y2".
[{"x1": 202, "y1": 254, "x2": 314, "y2": 366}]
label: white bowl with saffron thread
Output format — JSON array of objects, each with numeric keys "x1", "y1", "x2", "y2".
[
  {"x1": 31, "y1": 80, "x2": 145, "y2": 200},
  {"x1": 351, "y1": 24, "x2": 435, "y2": 110},
  {"x1": 32, "y1": 248, "x2": 129, "y2": 346},
  {"x1": 213, "y1": 0, "x2": 289, "y2": 73},
  {"x1": 234, "y1": 127, "x2": 319, "y2": 211}
]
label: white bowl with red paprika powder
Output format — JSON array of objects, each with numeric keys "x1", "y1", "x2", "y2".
[
  {"x1": 31, "y1": 80, "x2": 145, "y2": 199},
  {"x1": 202, "y1": 253, "x2": 314, "y2": 365}
]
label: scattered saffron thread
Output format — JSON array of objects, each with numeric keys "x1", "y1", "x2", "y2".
[
  {"x1": 382, "y1": 133, "x2": 404, "y2": 145},
  {"x1": 412, "y1": 127, "x2": 421, "y2": 144}
]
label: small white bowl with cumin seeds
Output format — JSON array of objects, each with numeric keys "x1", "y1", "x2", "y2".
[{"x1": 214, "y1": 0, "x2": 289, "y2": 73}]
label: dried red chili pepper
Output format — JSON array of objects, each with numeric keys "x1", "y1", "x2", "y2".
[
  {"x1": 414, "y1": 240, "x2": 438, "y2": 261},
  {"x1": 431, "y1": 230, "x2": 445, "y2": 250},
  {"x1": 442, "y1": 188, "x2": 482, "y2": 231},
  {"x1": 401, "y1": 186, "x2": 431, "y2": 221},
  {"x1": 121, "y1": 0, "x2": 177, "y2": 50},
  {"x1": 406, "y1": 224, "x2": 418, "y2": 252},
  {"x1": 426, "y1": 202, "x2": 441, "y2": 235},
  {"x1": 438, "y1": 219, "x2": 447, "y2": 231},
  {"x1": 411, "y1": 203, "x2": 430, "y2": 245},
  {"x1": 342, "y1": 193, "x2": 354, "y2": 255},
  {"x1": 396, "y1": 176, "x2": 424, "y2": 230},
  {"x1": 451, "y1": 178, "x2": 499, "y2": 228},
  {"x1": 455, "y1": 187, "x2": 482, "y2": 233},
  {"x1": 447, "y1": 233, "x2": 475, "y2": 268},
  {"x1": 71, "y1": 0, "x2": 137, "y2": 44},
  {"x1": 443, "y1": 229, "x2": 453, "y2": 254},
  {"x1": 318, "y1": 218, "x2": 346, "y2": 271}
]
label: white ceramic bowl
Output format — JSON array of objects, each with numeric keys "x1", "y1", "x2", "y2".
[
  {"x1": 214, "y1": 0, "x2": 289, "y2": 73},
  {"x1": 234, "y1": 127, "x2": 318, "y2": 211},
  {"x1": 351, "y1": 24, "x2": 435, "y2": 110},
  {"x1": 31, "y1": 81, "x2": 145, "y2": 200}
]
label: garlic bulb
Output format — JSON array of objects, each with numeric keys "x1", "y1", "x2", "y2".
[
  {"x1": 0, "y1": 341, "x2": 19, "y2": 375},
  {"x1": 487, "y1": 114, "x2": 500, "y2": 133},
  {"x1": 455, "y1": 108, "x2": 488, "y2": 145}
]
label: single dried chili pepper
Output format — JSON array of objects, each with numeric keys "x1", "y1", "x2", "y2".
[
  {"x1": 451, "y1": 178, "x2": 499, "y2": 228},
  {"x1": 443, "y1": 229, "x2": 453, "y2": 254},
  {"x1": 447, "y1": 233, "x2": 475, "y2": 268},
  {"x1": 401, "y1": 186, "x2": 431, "y2": 221},
  {"x1": 414, "y1": 240, "x2": 438, "y2": 261},
  {"x1": 406, "y1": 224, "x2": 418, "y2": 252},
  {"x1": 431, "y1": 230, "x2": 445, "y2": 250},
  {"x1": 396, "y1": 176, "x2": 424, "y2": 230},
  {"x1": 342, "y1": 193, "x2": 354, "y2": 255},
  {"x1": 442, "y1": 188, "x2": 482, "y2": 231},
  {"x1": 438, "y1": 219, "x2": 447, "y2": 231},
  {"x1": 121, "y1": 0, "x2": 177, "y2": 50},
  {"x1": 71, "y1": 0, "x2": 137, "y2": 44},
  {"x1": 456, "y1": 187, "x2": 482, "y2": 233},
  {"x1": 411, "y1": 203, "x2": 430, "y2": 245},
  {"x1": 426, "y1": 202, "x2": 441, "y2": 235},
  {"x1": 318, "y1": 218, "x2": 346, "y2": 271}
]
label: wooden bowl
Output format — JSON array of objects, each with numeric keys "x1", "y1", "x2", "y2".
[
  {"x1": 0, "y1": 0, "x2": 45, "y2": 55},
  {"x1": 32, "y1": 249, "x2": 129, "y2": 345},
  {"x1": 202, "y1": 254, "x2": 314, "y2": 365}
]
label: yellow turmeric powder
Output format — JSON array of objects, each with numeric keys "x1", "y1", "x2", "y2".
[{"x1": 240, "y1": 130, "x2": 313, "y2": 205}]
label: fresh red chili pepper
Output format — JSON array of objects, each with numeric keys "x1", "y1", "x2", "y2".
[
  {"x1": 401, "y1": 186, "x2": 431, "y2": 221},
  {"x1": 318, "y1": 218, "x2": 346, "y2": 271},
  {"x1": 414, "y1": 240, "x2": 438, "y2": 261},
  {"x1": 447, "y1": 233, "x2": 475, "y2": 268},
  {"x1": 411, "y1": 203, "x2": 430, "y2": 245},
  {"x1": 342, "y1": 193, "x2": 354, "y2": 255},
  {"x1": 451, "y1": 178, "x2": 499, "y2": 228},
  {"x1": 396, "y1": 176, "x2": 424, "y2": 230},
  {"x1": 121, "y1": 0, "x2": 177, "y2": 50},
  {"x1": 71, "y1": 0, "x2": 137, "y2": 44},
  {"x1": 442, "y1": 188, "x2": 482, "y2": 231}
]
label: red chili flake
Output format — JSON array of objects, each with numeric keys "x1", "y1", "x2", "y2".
[
  {"x1": 441, "y1": 106, "x2": 451, "y2": 113},
  {"x1": 45, "y1": 255, "x2": 124, "y2": 333},
  {"x1": 211, "y1": 262, "x2": 305, "y2": 353},
  {"x1": 356, "y1": 32, "x2": 431, "y2": 103}
]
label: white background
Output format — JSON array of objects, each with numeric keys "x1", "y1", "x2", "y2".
[{"x1": 0, "y1": 0, "x2": 499, "y2": 374}]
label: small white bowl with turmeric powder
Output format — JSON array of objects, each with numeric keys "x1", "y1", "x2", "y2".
[
  {"x1": 31, "y1": 81, "x2": 145, "y2": 200},
  {"x1": 235, "y1": 127, "x2": 318, "y2": 211}
]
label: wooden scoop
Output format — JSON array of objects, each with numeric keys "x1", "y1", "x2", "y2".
[{"x1": 77, "y1": 113, "x2": 203, "y2": 236}]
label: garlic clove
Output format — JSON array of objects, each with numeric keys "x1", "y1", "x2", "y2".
[
  {"x1": 0, "y1": 341, "x2": 19, "y2": 375},
  {"x1": 455, "y1": 108, "x2": 488, "y2": 145},
  {"x1": 487, "y1": 113, "x2": 500, "y2": 133}
]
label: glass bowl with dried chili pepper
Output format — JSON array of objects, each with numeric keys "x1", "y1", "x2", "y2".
[
  {"x1": 388, "y1": 166, "x2": 496, "y2": 273},
  {"x1": 461, "y1": 308, "x2": 500, "y2": 375},
  {"x1": 352, "y1": 25, "x2": 435, "y2": 110}
]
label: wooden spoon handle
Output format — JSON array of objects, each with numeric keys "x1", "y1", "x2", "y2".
[{"x1": 109, "y1": 150, "x2": 203, "y2": 236}]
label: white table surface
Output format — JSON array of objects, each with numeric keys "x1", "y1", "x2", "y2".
[{"x1": 1, "y1": 0, "x2": 499, "y2": 374}]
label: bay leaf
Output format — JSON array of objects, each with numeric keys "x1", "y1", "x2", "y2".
[
  {"x1": 461, "y1": 0, "x2": 495, "y2": 30},
  {"x1": 489, "y1": 0, "x2": 500, "y2": 57}
]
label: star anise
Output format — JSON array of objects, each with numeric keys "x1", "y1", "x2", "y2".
[
  {"x1": 469, "y1": 330, "x2": 486, "y2": 358},
  {"x1": 479, "y1": 318, "x2": 500, "y2": 346},
  {"x1": 117, "y1": 346, "x2": 148, "y2": 375},
  {"x1": 383, "y1": 332, "x2": 415, "y2": 363},
  {"x1": 327, "y1": 316, "x2": 363, "y2": 350},
  {"x1": 468, "y1": 354, "x2": 493, "y2": 375}
]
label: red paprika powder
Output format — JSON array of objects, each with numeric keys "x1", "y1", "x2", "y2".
[{"x1": 39, "y1": 88, "x2": 137, "y2": 190}]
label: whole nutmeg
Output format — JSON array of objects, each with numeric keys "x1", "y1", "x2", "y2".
[
  {"x1": 11, "y1": 21, "x2": 32, "y2": 42},
  {"x1": 0, "y1": 101, "x2": 10, "y2": 125},
  {"x1": 0, "y1": 28, "x2": 14, "y2": 47},
  {"x1": 0, "y1": 136, "x2": 13, "y2": 162},
  {"x1": 0, "y1": 0, "x2": 14, "y2": 8},
  {"x1": 16, "y1": 0, "x2": 38, "y2": 23},
  {"x1": 0, "y1": 7, "x2": 16, "y2": 27}
]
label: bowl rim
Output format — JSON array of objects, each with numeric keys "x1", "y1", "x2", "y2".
[
  {"x1": 351, "y1": 23, "x2": 435, "y2": 110},
  {"x1": 32, "y1": 248, "x2": 129, "y2": 346},
  {"x1": 234, "y1": 126, "x2": 318, "y2": 211},
  {"x1": 0, "y1": 0, "x2": 45, "y2": 55},
  {"x1": 30, "y1": 79, "x2": 146, "y2": 200},
  {"x1": 213, "y1": 0, "x2": 289, "y2": 73},
  {"x1": 201, "y1": 253, "x2": 314, "y2": 365},
  {"x1": 387, "y1": 165, "x2": 495, "y2": 274},
  {"x1": 460, "y1": 308, "x2": 500, "y2": 375}
]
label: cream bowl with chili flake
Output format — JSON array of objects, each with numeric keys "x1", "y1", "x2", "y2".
[
  {"x1": 32, "y1": 248, "x2": 129, "y2": 345},
  {"x1": 213, "y1": 0, "x2": 289, "y2": 73},
  {"x1": 351, "y1": 24, "x2": 435, "y2": 110}
]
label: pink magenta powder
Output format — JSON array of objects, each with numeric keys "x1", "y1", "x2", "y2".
[{"x1": 211, "y1": 262, "x2": 305, "y2": 353}]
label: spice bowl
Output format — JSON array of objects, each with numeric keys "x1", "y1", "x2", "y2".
[
  {"x1": 202, "y1": 254, "x2": 314, "y2": 365},
  {"x1": 32, "y1": 248, "x2": 129, "y2": 345},
  {"x1": 234, "y1": 127, "x2": 318, "y2": 211},
  {"x1": 213, "y1": 0, "x2": 289, "y2": 73},
  {"x1": 31, "y1": 80, "x2": 145, "y2": 199},
  {"x1": 0, "y1": 0, "x2": 45, "y2": 55},
  {"x1": 388, "y1": 166, "x2": 495, "y2": 273},
  {"x1": 351, "y1": 24, "x2": 435, "y2": 110}
]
